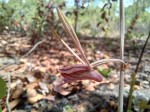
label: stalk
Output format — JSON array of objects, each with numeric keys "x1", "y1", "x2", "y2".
[{"x1": 118, "y1": 0, "x2": 125, "y2": 112}]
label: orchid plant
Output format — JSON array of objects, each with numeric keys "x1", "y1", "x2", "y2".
[{"x1": 51, "y1": 8, "x2": 125, "y2": 93}]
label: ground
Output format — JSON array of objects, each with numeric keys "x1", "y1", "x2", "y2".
[{"x1": 0, "y1": 32, "x2": 150, "y2": 112}]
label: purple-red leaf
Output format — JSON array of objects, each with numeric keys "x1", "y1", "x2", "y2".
[{"x1": 54, "y1": 64, "x2": 103, "y2": 92}]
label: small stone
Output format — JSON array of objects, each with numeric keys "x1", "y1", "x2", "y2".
[
  {"x1": 60, "y1": 98, "x2": 68, "y2": 105},
  {"x1": 89, "y1": 96, "x2": 101, "y2": 105},
  {"x1": 142, "y1": 85, "x2": 149, "y2": 89},
  {"x1": 99, "y1": 84, "x2": 108, "y2": 91},
  {"x1": 142, "y1": 81, "x2": 149, "y2": 85},
  {"x1": 133, "y1": 90, "x2": 149, "y2": 102},
  {"x1": 107, "y1": 83, "x2": 115, "y2": 90},
  {"x1": 144, "y1": 65, "x2": 150, "y2": 72},
  {"x1": 68, "y1": 94, "x2": 79, "y2": 101},
  {"x1": 25, "y1": 105, "x2": 33, "y2": 110},
  {"x1": 1, "y1": 40, "x2": 7, "y2": 44}
]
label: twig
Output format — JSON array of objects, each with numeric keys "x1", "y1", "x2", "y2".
[
  {"x1": 118, "y1": 0, "x2": 125, "y2": 112},
  {"x1": 0, "y1": 40, "x2": 45, "y2": 70},
  {"x1": 6, "y1": 73, "x2": 11, "y2": 112},
  {"x1": 21, "y1": 40, "x2": 45, "y2": 58}
]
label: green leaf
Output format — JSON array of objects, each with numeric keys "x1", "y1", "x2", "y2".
[
  {"x1": 97, "y1": 67, "x2": 112, "y2": 78},
  {"x1": 0, "y1": 105, "x2": 2, "y2": 112},
  {"x1": 0, "y1": 77, "x2": 6, "y2": 99}
]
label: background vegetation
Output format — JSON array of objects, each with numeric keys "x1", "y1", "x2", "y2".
[{"x1": 0, "y1": 0, "x2": 150, "y2": 39}]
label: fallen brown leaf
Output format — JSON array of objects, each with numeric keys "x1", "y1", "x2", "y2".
[
  {"x1": 38, "y1": 82, "x2": 49, "y2": 93},
  {"x1": 26, "y1": 81, "x2": 39, "y2": 89},
  {"x1": 11, "y1": 86, "x2": 24, "y2": 99},
  {"x1": 43, "y1": 94, "x2": 55, "y2": 101},
  {"x1": 27, "y1": 88, "x2": 45, "y2": 104},
  {"x1": 28, "y1": 94, "x2": 45, "y2": 104},
  {"x1": 2, "y1": 99, "x2": 20, "y2": 112}
]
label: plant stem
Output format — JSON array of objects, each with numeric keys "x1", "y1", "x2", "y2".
[
  {"x1": 126, "y1": 73, "x2": 136, "y2": 112},
  {"x1": 74, "y1": 0, "x2": 79, "y2": 33},
  {"x1": 118, "y1": 0, "x2": 125, "y2": 112}
]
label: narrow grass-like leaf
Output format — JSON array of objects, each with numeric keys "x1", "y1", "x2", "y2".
[{"x1": 0, "y1": 77, "x2": 6, "y2": 99}]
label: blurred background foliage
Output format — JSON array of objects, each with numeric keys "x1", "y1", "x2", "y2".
[{"x1": 0, "y1": 0, "x2": 150, "y2": 40}]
